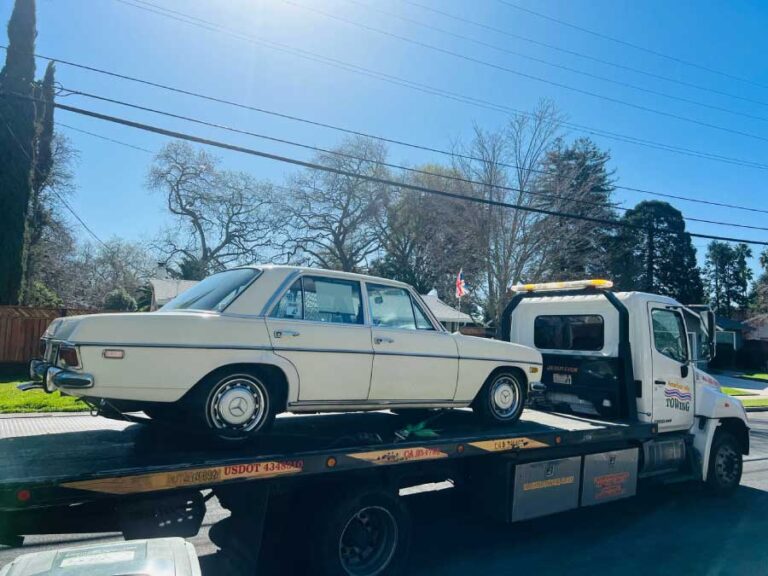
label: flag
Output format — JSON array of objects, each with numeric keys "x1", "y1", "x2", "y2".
[{"x1": 455, "y1": 269, "x2": 466, "y2": 299}]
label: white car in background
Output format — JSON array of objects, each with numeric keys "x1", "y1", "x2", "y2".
[{"x1": 28, "y1": 266, "x2": 543, "y2": 440}]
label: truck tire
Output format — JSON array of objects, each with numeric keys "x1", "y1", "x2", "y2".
[
  {"x1": 474, "y1": 370, "x2": 526, "y2": 425},
  {"x1": 189, "y1": 370, "x2": 277, "y2": 441},
  {"x1": 311, "y1": 487, "x2": 411, "y2": 576},
  {"x1": 706, "y1": 430, "x2": 743, "y2": 495}
]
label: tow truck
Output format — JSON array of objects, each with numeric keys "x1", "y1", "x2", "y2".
[{"x1": 0, "y1": 280, "x2": 749, "y2": 576}]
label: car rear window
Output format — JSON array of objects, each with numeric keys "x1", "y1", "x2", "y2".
[
  {"x1": 161, "y1": 268, "x2": 259, "y2": 312},
  {"x1": 534, "y1": 315, "x2": 604, "y2": 351}
]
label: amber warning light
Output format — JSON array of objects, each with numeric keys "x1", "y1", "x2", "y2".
[{"x1": 511, "y1": 279, "x2": 614, "y2": 293}]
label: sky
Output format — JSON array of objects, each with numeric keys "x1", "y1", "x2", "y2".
[{"x1": 3, "y1": 0, "x2": 768, "y2": 275}]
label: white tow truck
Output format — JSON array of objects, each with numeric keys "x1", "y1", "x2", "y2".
[
  {"x1": 502, "y1": 279, "x2": 749, "y2": 491},
  {"x1": 0, "y1": 279, "x2": 749, "y2": 576}
]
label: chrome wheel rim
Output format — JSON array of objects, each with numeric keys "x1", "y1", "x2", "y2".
[
  {"x1": 489, "y1": 375, "x2": 521, "y2": 419},
  {"x1": 714, "y1": 442, "x2": 741, "y2": 486},
  {"x1": 338, "y1": 506, "x2": 398, "y2": 576},
  {"x1": 208, "y1": 376, "x2": 267, "y2": 433}
]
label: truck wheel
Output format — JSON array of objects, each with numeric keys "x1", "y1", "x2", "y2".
[
  {"x1": 706, "y1": 431, "x2": 743, "y2": 495},
  {"x1": 312, "y1": 488, "x2": 410, "y2": 576},
  {"x1": 190, "y1": 371, "x2": 277, "y2": 441},
  {"x1": 474, "y1": 370, "x2": 526, "y2": 425}
]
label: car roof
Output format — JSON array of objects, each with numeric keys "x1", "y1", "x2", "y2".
[
  {"x1": 238, "y1": 264, "x2": 413, "y2": 289},
  {"x1": 516, "y1": 291, "x2": 682, "y2": 308}
]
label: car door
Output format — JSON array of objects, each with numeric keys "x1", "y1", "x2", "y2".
[
  {"x1": 366, "y1": 283, "x2": 458, "y2": 401},
  {"x1": 266, "y1": 275, "x2": 372, "y2": 402},
  {"x1": 648, "y1": 303, "x2": 695, "y2": 432}
]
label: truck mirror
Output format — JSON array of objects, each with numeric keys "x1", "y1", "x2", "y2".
[{"x1": 707, "y1": 311, "x2": 716, "y2": 360}]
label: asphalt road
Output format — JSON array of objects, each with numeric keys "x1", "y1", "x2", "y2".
[{"x1": 2, "y1": 412, "x2": 768, "y2": 575}]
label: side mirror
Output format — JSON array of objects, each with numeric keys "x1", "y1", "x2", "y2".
[{"x1": 707, "y1": 310, "x2": 717, "y2": 360}]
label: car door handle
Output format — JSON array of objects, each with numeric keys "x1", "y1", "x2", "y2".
[
  {"x1": 374, "y1": 336, "x2": 394, "y2": 344},
  {"x1": 654, "y1": 380, "x2": 666, "y2": 386},
  {"x1": 274, "y1": 330, "x2": 300, "y2": 338}
]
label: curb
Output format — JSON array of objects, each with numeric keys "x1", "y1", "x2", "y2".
[{"x1": 745, "y1": 406, "x2": 768, "y2": 413}]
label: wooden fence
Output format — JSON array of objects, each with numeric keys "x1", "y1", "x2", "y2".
[{"x1": 0, "y1": 306, "x2": 96, "y2": 365}]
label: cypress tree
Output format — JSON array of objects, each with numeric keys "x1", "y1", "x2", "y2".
[{"x1": 0, "y1": 0, "x2": 37, "y2": 304}]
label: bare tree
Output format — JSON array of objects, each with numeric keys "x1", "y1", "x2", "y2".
[
  {"x1": 454, "y1": 100, "x2": 563, "y2": 323},
  {"x1": 281, "y1": 136, "x2": 388, "y2": 272},
  {"x1": 149, "y1": 141, "x2": 278, "y2": 274}
]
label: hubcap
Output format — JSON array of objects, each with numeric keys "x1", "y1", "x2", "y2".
[
  {"x1": 338, "y1": 506, "x2": 398, "y2": 576},
  {"x1": 208, "y1": 376, "x2": 267, "y2": 432},
  {"x1": 490, "y1": 375, "x2": 520, "y2": 419},
  {"x1": 714, "y1": 443, "x2": 740, "y2": 486}
]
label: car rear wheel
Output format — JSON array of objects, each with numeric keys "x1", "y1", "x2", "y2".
[
  {"x1": 474, "y1": 370, "x2": 526, "y2": 425},
  {"x1": 191, "y1": 371, "x2": 277, "y2": 441}
]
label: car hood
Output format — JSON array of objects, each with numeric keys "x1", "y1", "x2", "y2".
[
  {"x1": 453, "y1": 333, "x2": 542, "y2": 365},
  {"x1": 45, "y1": 311, "x2": 269, "y2": 347}
]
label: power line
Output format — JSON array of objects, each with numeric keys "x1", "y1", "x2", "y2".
[
  {"x1": 8, "y1": 93, "x2": 767, "y2": 246},
  {"x1": 60, "y1": 86, "x2": 768, "y2": 233},
  {"x1": 6, "y1": 45, "x2": 767, "y2": 215},
  {"x1": 497, "y1": 0, "x2": 768, "y2": 90},
  {"x1": 285, "y1": 0, "x2": 768, "y2": 144},
  {"x1": 338, "y1": 0, "x2": 768, "y2": 124},
  {"x1": 100, "y1": 2, "x2": 768, "y2": 171},
  {"x1": 400, "y1": 0, "x2": 768, "y2": 109},
  {"x1": 58, "y1": 122, "x2": 154, "y2": 153}
]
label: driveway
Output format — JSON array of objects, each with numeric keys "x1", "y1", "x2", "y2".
[{"x1": 1, "y1": 413, "x2": 768, "y2": 575}]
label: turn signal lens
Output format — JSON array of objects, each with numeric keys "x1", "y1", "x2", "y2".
[
  {"x1": 58, "y1": 346, "x2": 80, "y2": 368},
  {"x1": 529, "y1": 366, "x2": 540, "y2": 374}
]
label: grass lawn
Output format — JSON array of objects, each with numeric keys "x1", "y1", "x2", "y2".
[
  {"x1": 0, "y1": 376, "x2": 88, "y2": 413},
  {"x1": 721, "y1": 386, "x2": 759, "y2": 397},
  {"x1": 740, "y1": 397, "x2": 768, "y2": 409},
  {"x1": 741, "y1": 373, "x2": 768, "y2": 382}
]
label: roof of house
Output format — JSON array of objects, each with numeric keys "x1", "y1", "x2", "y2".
[
  {"x1": 716, "y1": 316, "x2": 748, "y2": 331},
  {"x1": 420, "y1": 294, "x2": 473, "y2": 323},
  {"x1": 149, "y1": 278, "x2": 200, "y2": 306}
]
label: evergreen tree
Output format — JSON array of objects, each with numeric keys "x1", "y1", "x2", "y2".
[
  {"x1": 537, "y1": 137, "x2": 616, "y2": 280},
  {"x1": 0, "y1": 0, "x2": 37, "y2": 304},
  {"x1": 751, "y1": 249, "x2": 768, "y2": 314},
  {"x1": 704, "y1": 241, "x2": 753, "y2": 317},
  {"x1": 611, "y1": 201, "x2": 703, "y2": 303}
]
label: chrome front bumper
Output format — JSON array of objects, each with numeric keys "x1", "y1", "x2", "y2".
[{"x1": 20, "y1": 360, "x2": 94, "y2": 393}]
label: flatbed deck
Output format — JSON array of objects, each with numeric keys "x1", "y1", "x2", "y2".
[{"x1": 0, "y1": 409, "x2": 654, "y2": 513}]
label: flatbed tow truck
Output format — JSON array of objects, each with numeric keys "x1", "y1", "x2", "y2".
[{"x1": 0, "y1": 281, "x2": 750, "y2": 576}]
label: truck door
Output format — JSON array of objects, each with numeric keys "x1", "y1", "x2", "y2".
[{"x1": 647, "y1": 304, "x2": 695, "y2": 432}]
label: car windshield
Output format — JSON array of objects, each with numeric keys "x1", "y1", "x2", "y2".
[{"x1": 161, "y1": 268, "x2": 259, "y2": 312}]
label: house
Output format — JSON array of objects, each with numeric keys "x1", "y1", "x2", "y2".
[
  {"x1": 148, "y1": 278, "x2": 200, "y2": 311},
  {"x1": 419, "y1": 292, "x2": 474, "y2": 333},
  {"x1": 714, "y1": 316, "x2": 748, "y2": 351},
  {"x1": 744, "y1": 314, "x2": 768, "y2": 341}
]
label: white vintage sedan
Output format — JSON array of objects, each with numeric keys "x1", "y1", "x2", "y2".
[{"x1": 28, "y1": 266, "x2": 543, "y2": 440}]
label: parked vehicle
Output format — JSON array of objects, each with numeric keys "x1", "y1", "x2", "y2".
[{"x1": 24, "y1": 266, "x2": 542, "y2": 439}]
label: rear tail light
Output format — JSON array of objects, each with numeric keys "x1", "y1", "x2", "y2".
[{"x1": 58, "y1": 346, "x2": 80, "y2": 369}]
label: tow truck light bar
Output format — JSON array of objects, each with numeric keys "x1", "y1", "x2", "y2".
[{"x1": 510, "y1": 279, "x2": 614, "y2": 293}]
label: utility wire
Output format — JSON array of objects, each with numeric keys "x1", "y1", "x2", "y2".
[
  {"x1": 7, "y1": 92, "x2": 767, "y2": 246},
  {"x1": 58, "y1": 122, "x2": 154, "y2": 153},
  {"x1": 337, "y1": 0, "x2": 768, "y2": 124},
  {"x1": 497, "y1": 0, "x2": 768, "y2": 90},
  {"x1": 101, "y1": 1, "x2": 768, "y2": 171},
  {"x1": 284, "y1": 0, "x2": 768, "y2": 144},
  {"x1": 60, "y1": 86, "x2": 768, "y2": 233},
  {"x1": 400, "y1": 0, "x2": 768, "y2": 109},
  {"x1": 4, "y1": 45, "x2": 766, "y2": 215}
]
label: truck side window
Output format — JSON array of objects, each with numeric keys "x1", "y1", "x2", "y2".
[
  {"x1": 652, "y1": 309, "x2": 689, "y2": 363},
  {"x1": 533, "y1": 315, "x2": 604, "y2": 351}
]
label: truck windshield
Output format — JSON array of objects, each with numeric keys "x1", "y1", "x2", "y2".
[{"x1": 161, "y1": 268, "x2": 259, "y2": 312}]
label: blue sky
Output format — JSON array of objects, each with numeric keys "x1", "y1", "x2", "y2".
[{"x1": 5, "y1": 0, "x2": 768, "y2": 272}]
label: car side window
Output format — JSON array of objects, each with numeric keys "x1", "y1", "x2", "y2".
[
  {"x1": 368, "y1": 284, "x2": 434, "y2": 330},
  {"x1": 303, "y1": 276, "x2": 364, "y2": 324},
  {"x1": 652, "y1": 309, "x2": 689, "y2": 364},
  {"x1": 271, "y1": 279, "x2": 302, "y2": 320}
]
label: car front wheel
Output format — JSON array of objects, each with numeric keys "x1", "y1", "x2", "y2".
[
  {"x1": 474, "y1": 370, "x2": 526, "y2": 426},
  {"x1": 191, "y1": 371, "x2": 277, "y2": 441}
]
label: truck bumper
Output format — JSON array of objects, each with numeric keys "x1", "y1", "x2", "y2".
[{"x1": 19, "y1": 360, "x2": 94, "y2": 394}]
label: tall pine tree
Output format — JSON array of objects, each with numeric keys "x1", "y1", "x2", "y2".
[
  {"x1": 611, "y1": 201, "x2": 704, "y2": 303},
  {"x1": 0, "y1": 0, "x2": 37, "y2": 304},
  {"x1": 704, "y1": 241, "x2": 753, "y2": 317}
]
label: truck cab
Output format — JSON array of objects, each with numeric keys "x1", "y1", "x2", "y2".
[{"x1": 501, "y1": 280, "x2": 749, "y2": 487}]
